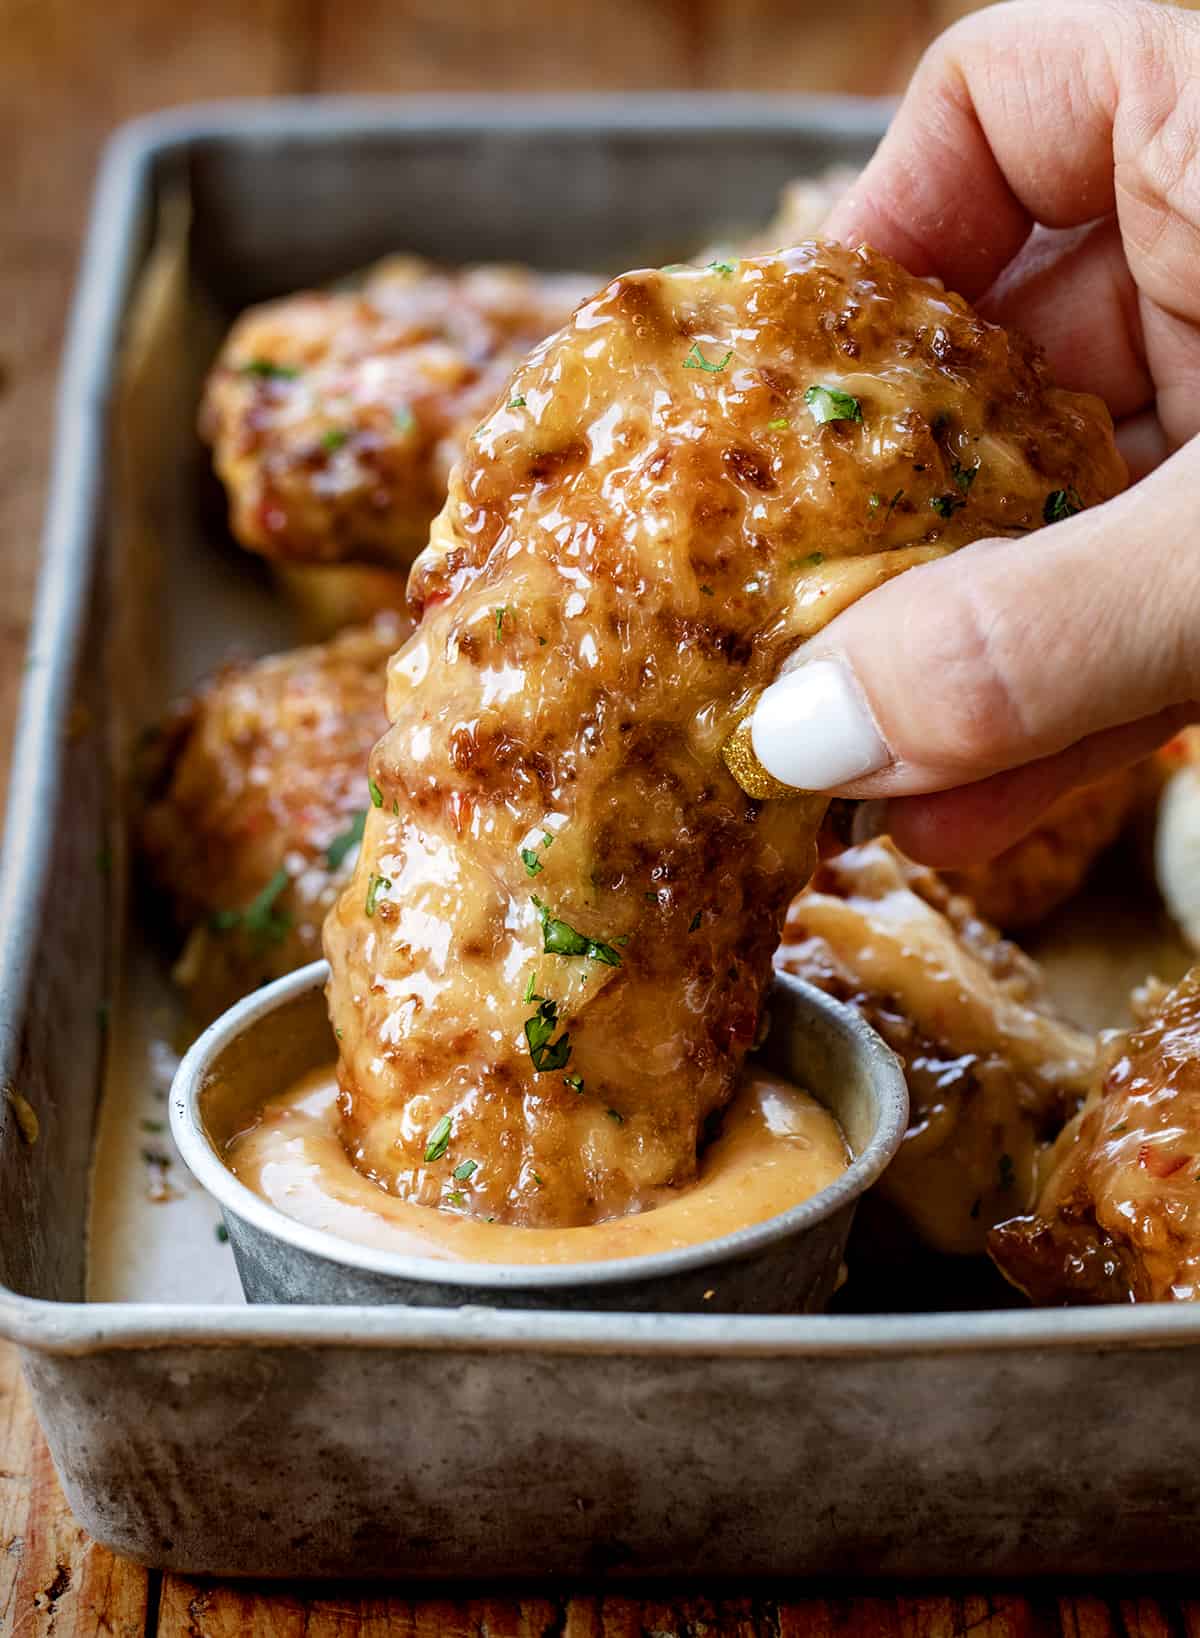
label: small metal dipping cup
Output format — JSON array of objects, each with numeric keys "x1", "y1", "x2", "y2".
[{"x1": 170, "y1": 962, "x2": 907, "y2": 1312}]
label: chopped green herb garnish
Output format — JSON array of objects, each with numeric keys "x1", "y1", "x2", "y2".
[
  {"x1": 211, "y1": 866, "x2": 293, "y2": 946},
  {"x1": 368, "y1": 777, "x2": 384, "y2": 808},
  {"x1": 1043, "y1": 486, "x2": 1083, "y2": 524},
  {"x1": 508, "y1": 394, "x2": 526, "y2": 409},
  {"x1": 804, "y1": 384, "x2": 862, "y2": 425},
  {"x1": 521, "y1": 847, "x2": 544, "y2": 878},
  {"x1": 321, "y1": 427, "x2": 349, "y2": 452},
  {"x1": 883, "y1": 488, "x2": 905, "y2": 524},
  {"x1": 542, "y1": 832, "x2": 554, "y2": 849},
  {"x1": 532, "y1": 1172, "x2": 545, "y2": 1187},
  {"x1": 805, "y1": 552, "x2": 824, "y2": 566},
  {"x1": 538, "y1": 635, "x2": 548, "y2": 646},
  {"x1": 524, "y1": 997, "x2": 572, "y2": 1072},
  {"x1": 453, "y1": 1159, "x2": 478, "y2": 1181},
  {"x1": 868, "y1": 492, "x2": 882, "y2": 512},
  {"x1": 563, "y1": 1073, "x2": 585, "y2": 1094},
  {"x1": 335, "y1": 1026, "x2": 344, "y2": 1039},
  {"x1": 215, "y1": 1223, "x2": 230, "y2": 1244},
  {"x1": 140, "y1": 1119, "x2": 165, "y2": 1134},
  {"x1": 645, "y1": 891, "x2": 659, "y2": 903},
  {"x1": 997, "y1": 1152, "x2": 1016, "y2": 1191},
  {"x1": 523, "y1": 970, "x2": 539, "y2": 1005},
  {"x1": 240, "y1": 358, "x2": 298, "y2": 380},
  {"x1": 709, "y1": 259, "x2": 737, "y2": 277},
  {"x1": 393, "y1": 405, "x2": 416, "y2": 433},
  {"x1": 531, "y1": 895, "x2": 622, "y2": 966},
  {"x1": 689, "y1": 911, "x2": 702, "y2": 932},
  {"x1": 951, "y1": 457, "x2": 980, "y2": 494},
  {"x1": 767, "y1": 417, "x2": 790, "y2": 431},
  {"x1": 495, "y1": 606, "x2": 506, "y2": 640},
  {"x1": 931, "y1": 492, "x2": 965, "y2": 519},
  {"x1": 365, "y1": 872, "x2": 392, "y2": 916},
  {"x1": 425, "y1": 1114, "x2": 452, "y2": 1163},
  {"x1": 684, "y1": 342, "x2": 732, "y2": 374},
  {"x1": 606, "y1": 1109, "x2": 624, "y2": 1124},
  {"x1": 326, "y1": 810, "x2": 366, "y2": 870},
  {"x1": 447, "y1": 1190, "x2": 466, "y2": 1207},
  {"x1": 700, "y1": 584, "x2": 714, "y2": 597}
]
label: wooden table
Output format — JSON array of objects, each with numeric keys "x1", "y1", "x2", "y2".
[{"x1": 2, "y1": 1, "x2": 1197, "y2": 1630}]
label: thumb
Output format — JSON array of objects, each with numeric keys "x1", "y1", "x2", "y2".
[{"x1": 749, "y1": 440, "x2": 1200, "y2": 855}]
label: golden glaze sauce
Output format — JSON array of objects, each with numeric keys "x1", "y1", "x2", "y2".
[
  {"x1": 324, "y1": 242, "x2": 1125, "y2": 1230},
  {"x1": 225, "y1": 1066, "x2": 848, "y2": 1264}
]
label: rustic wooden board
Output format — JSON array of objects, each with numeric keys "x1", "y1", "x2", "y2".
[{"x1": 4, "y1": 0, "x2": 1200, "y2": 1631}]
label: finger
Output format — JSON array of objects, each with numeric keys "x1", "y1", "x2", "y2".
[
  {"x1": 1115, "y1": 408, "x2": 1170, "y2": 482},
  {"x1": 748, "y1": 437, "x2": 1200, "y2": 800},
  {"x1": 826, "y1": 0, "x2": 1197, "y2": 304},
  {"x1": 879, "y1": 707, "x2": 1197, "y2": 868},
  {"x1": 976, "y1": 219, "x2": 1153, "y2": 420}
]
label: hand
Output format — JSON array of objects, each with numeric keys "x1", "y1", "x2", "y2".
[{"x1": 750, "y1": 0, "x2": 1200, "y2": 866}]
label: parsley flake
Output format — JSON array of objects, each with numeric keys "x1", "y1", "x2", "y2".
[
  {"x1": 215, "y1": 1223, "x2": 230, "y2": 1244},
  {"x1": 521, "y1": 847, "x2": 544, "y2": 877},
  {"x1": 563, "y1": 1073, "x2": 585, "y2": 1094},
  {"x1": 997, "y1": 1152, "x2": 1016, "y2": 1191},
  {"x1": 709, "y1": 259, "x2": 737, "y2": 277},
  {"x1": 684, "y1": 342, "x2": 732, "y2": 374},
  {"x1": 689, "y1": 911, "x2": 702, "y2": 932},
  {"x1": 524, "y1": 996, "x2": 572, "y2": 1072},
  {"x1": 1044, "y1": 487, "x2": 1083, "y2": 524},
  {"x1": 523, "y1": 970, "x2": 539, "y2": 1004},
  {"x1": 210, "y1": 867, "x2": 293, "y2": 946},
  {"x1": 453, "y1": 1159, "x2": 478, "y2": 1181},
  {"x1": 531, "y1": 896, "x2": 623, "y2": 966},
  {"x1": 606, "y1": 1108, "x2": 624, "y2": 1124},
  {"x1": 326, "y1": 810, "x2": 366, "y2": 870},
  {"x1": 931, "y1": 492, "x2": 965, "y2": 519},
  {"x1": 495, "y1": 606, "x2": 506, "y2": 640},
  {"x1": 365, "y1": 872, "x2": 392, "y2": 916},
  {"x1": 368, "y1": 777, "x2": 384, "y2": 808},
  {"x1": 321, "y1": 427, "x2": 349, "y2": 453},
  {"x1": 804, "y1": 384, "x2": 862, "y2": 425},
  {"x1": 508, "y1": 394, "x2": 526, "y2": 409},
  {"x1": 767, "y1": 417, "x2": 790, "y2": 431},
  {"x1": 425, "y1": 1114, "x2": 452, "y2": 1163},
  {"x1": 240, "y1": 358, "x2": 298, "y2": 380},
  {"x1": 447, "y1": 1190, "x2": 466, "y2": 1207},
  {"x1": 951, "y1": 457, "x2": 980, "y2": 494}
]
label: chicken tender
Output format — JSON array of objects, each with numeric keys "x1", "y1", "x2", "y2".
[
  {"x1": 139, "y1": 613, "x2": 407, "y2": 1021},
  {"x1": 200, "y1": 258, "x2": 593, "y2": 568},
  {"x1": 777, "y1": 840, "x2": 1095, "y2": 1254},
  {"x1": 324, "y1": 241, "x2": 1124, "y2": 1230},
  {"x1": 944, "y1": 767, "x2": 1141, "y2": 931},
  {"x1": 990, "y1": 967, "x2": 1200, "y2": 1303}
]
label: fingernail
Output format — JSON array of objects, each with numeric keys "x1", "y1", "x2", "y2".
[
  {"x1": 750, "y1": 659, "x2": 890, "y2": 791},
  {"x1": 850, "y1": 799, "x2": 890, "y2": 846}
]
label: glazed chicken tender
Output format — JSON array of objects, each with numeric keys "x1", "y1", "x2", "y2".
[
  {"x1": 991, "y1": 967, "x2": 1200, "y2": 1303},
  {"x1": 139, "y1": 614, "x2": 406, "y2": 1021},
  {"x1": 324, "y1": 241, "x2": 1124, "y2": 1230},
  {"x1": 200, "y1": 258, "x2": 593, "y2": 569},
  {"x1": 777, "y1": 841, "x2": 1095, "y2": 1254}
]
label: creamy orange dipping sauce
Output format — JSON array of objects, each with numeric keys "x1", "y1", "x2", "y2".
[{"x1": 225, "y1": 1066, "x2": 848, "y2": 1265}]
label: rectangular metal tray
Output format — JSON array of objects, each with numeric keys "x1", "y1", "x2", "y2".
[{"x1": 4, "y1": 97, "x2": 1200, "y2": 1582}]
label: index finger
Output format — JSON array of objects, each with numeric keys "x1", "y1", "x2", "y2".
[{"x1": 825, "y1": 0, "x2": 1178, "y2": 298}]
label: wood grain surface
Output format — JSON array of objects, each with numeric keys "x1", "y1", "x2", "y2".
[{"x1": 2, "y1": 0, "x2": 1198, "y2": 1632}]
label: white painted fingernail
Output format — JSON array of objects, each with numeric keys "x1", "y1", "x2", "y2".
[{"x1": 750, "y1": 660, "x2": 890, "y2": 791}]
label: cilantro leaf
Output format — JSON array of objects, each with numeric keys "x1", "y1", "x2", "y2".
[
  {"x1": 683, "y1": 342, "x2": 732, "y2": 374},
  {"x1": 425, "y1": 1115, "x2": 452, "y2": 1163},
  {"x1": 1043, "y1": 487, "x2": 1083, "y2": 524},
  {"x1": 804, "y1": 384, "x2": 862, "y2": 425},
  {"x1": 531, "y1": 896, "x2": 622, "y2": 966}
]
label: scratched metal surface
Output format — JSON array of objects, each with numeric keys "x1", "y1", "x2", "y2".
[{"x1": 4, "y1": 99, "x2": 1200, "y2": 1580}]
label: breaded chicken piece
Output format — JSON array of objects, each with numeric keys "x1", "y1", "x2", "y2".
[
  {"x1": 138, "y1": 613, "x2": 407, "y2": 1021},
  {"x1": 199, "y1": 258, "x2": 593, "y2": 568},
  {"x1": 944, "y1": 767, "x2": 1142, "y2": 931},
  {"x1": 324, "y1": 241, "x2": 1124, "y2": 1230},
  {"x1": 777, "y1": 841, "x2": 1095, "y2": 1255},
  {"x1": 991, "y1": 966, "x2": 1200, "y2": 1303}
]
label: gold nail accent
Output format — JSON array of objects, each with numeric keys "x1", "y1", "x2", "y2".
[{"x1": 722, "y1": 712, "x2": 805, "y2": 801}]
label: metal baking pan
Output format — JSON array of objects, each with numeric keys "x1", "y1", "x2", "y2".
[{"x1": 4, "y1": 97, "x2": 1200, "y2": 1582}]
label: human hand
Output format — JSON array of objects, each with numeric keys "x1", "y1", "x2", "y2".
[{"x1": 750, "y1": 0, "x2": 1200, "y2": 865}]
